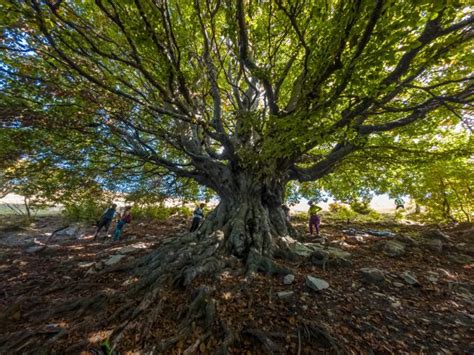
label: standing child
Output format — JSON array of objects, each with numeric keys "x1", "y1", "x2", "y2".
[
  {"x1": 94, "y1": 203, "x2": 117, "y2": 240},
  {"x1": 113, "y1": 206, "x2": 132, "y2": 241},
  {"x1": 190, "y1": 203, "x2": 205, "y2": 232},
  {"x1": 308, "y1": 200, "x2": 322, "y2": 237}
]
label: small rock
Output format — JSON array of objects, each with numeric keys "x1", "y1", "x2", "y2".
[
  {"x1": 391, "y1": 300, "x2": 402, "y2": 308},
  {"x1": 366, "y1": 229, "x2": 397, "y2": 238},
  {"x1": 78, "y1": 261, "x2": 95, "y2": 268},
  {"x1": 382, "y1": 240, "x2": 406, "y2": 257},
  {"x1": 277, "y1": 291, "x2": 294, "y2": 300},
  {"x1": 305, "y1": 275, "x2": 329, "y2": 291},
  {"x1": 393, "y1": 282, "x2": 404, "y2": 288},
  {"x1": 85, "y1": 268, "x2": 96, "y2": 276},
  {"x1": 56, "y1": 225, "x2": 80, "y2": 237},
  {"x1": 447, "y1": 253, "x2": 473, "y2": 265},
  {"x1": 360, "y1": 268, "x2": 385, "y2": 283},
  {"x1": 425, "y1": 271, "x2": 439, "y2": 283},
  {"x1": 104, "y1": 254, "x2": 126, "y2": 266},
  {"x1": 25, "y1": 245, "x2": 44, "y2": 253},
  {"x1": 422, "y1": 229, "x2": 450, "y2": 242},
  {"x1": 45, "y1": 323, "x2": 61, "y2": 332},
  {"x1": 122, "y1": 278, "x2": 136, "y2": 286},
  {"x1": 94, "y1": 261, "x2": 104, "y2": 270},
  {"x1": 283, "y1": 274, "x2": 295, "y2": 285},
  {"x1": 424, "y1": 238, "x2": 443, "y2": 252},
  {"x1": 401, "y1": 271, "x2": 420, "y2": 286},
  {"x1": 116, "y1": 246, "x2": 139, "y2": 254},
  {"x1": 395, "y1": 235, "x2": 418, "y2": 246}
]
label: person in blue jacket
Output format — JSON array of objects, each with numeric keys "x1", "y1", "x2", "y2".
[{"x1": 93, "y1": 203, "x2": 117, "y2": 239}]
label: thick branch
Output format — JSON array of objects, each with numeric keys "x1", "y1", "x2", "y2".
[{"x1": 236, "y1": 0, "x2": 279, "y2": 115}]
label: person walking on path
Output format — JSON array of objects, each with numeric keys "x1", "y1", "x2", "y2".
[
  {"x1": 308, "y1": 200, "x2": 322, "y2": 237},
  {"x1": 190, "y1": 203, "x2": 205, "y2": 232},
  {"x1": 395, "y1": 197, "x2": 405, "y2": 210},
  {"x1": 93, "y1": 203, "x2": 117, "y2": 240},
  {"x1": 113, "y1": 206, "x2": 132, "y2": 241}
]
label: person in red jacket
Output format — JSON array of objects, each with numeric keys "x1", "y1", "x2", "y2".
[{"x1": 113, "y1": 206, "x2": 132, "y2": 241}]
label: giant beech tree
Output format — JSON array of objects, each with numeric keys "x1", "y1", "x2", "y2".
[{"x1": 1, "y1": 0, "x2": 473, "y2": 350}]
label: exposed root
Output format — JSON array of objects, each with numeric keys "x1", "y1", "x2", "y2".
[
  {"x1": 246, "y1": 249, "x2": 291, "y2": 276},
  {"x1": 243, "y1": 328, "x2": 283, "y2": 354},
  {"x1": 183, "y1": 286, "x2": 216, "y2": 329},
  {"x1": 217, "y1": 321, "x2": 236, "y2": 355},
  {"x1": 1, "y1": 206, "x2": 315, "y2": 353},
  {"x1": 301, "y1": 320, "x2": 344, "y2": 354}
]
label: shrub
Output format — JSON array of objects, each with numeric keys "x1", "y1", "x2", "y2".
[
  {"x1": 328, "y1": 202, "x2": 344, "y2": 213},
  {"x1": 131, "y1": 204, "x2": 192, "y2": 221},
  {"x1": 349, "y1": 200, "x2": 373, "y2": 215},
  {"x1": 62, "y1": 198, "x2": 105, "y2": 222}
]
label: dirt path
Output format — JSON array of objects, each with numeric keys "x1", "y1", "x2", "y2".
[{"x1": 0, "y1": 218, "x2": 472, "y2": 353}]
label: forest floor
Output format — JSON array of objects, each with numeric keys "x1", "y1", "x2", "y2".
[{"x1": 0, "y1": 215, "x2": 472, "y2": 354}]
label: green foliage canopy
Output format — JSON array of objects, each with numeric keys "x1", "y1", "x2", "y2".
[{"x1": 0, "y1": 0, "x2": 472, "y2": 214}]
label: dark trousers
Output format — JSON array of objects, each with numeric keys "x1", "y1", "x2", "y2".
[
  {"x1": 190, "y1": 217, "x2": 201, "y2": 232},
  {"x1": 96, "y1": 218, "x2": 112, "y2": 233},
  {"x1": 309, "y1": 215, "x2": 320, "y2": 235}
]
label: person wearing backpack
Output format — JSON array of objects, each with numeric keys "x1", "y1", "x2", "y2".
[
  {"x1": 93, "y1": 203, "x2": 117, "y2": 240},
  {"x1": 190, "y1": 203, "x2": 205, "y2": 232}
]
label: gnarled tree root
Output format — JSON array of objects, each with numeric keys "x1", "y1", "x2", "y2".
[{"x1": 1, "y1": 224, "x2": 305, "y2": 353}]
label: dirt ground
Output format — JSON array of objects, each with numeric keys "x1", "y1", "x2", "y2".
[{"x1": 0, "y1": 216, "x2": 472, "y2": 354}]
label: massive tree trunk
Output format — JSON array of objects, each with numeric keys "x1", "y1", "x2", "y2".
[{"x1": 198, "y1": 174, "x2": 296, "y2": 260}]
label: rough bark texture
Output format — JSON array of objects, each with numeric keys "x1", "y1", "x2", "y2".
[{"x1": 198, "y1": 175, "x2": 298, "y2": 261}]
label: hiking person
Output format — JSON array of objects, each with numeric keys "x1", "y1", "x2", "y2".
[
  {"x1": 282, "y1": 204, "x2": 291, "y2": 222},
  {"x1": 308, "y1": 200, "x2": 322, "y2": 237},
  {"x1": 395, "y1": 197, "x2": 405, "y2": 210},
  {"x1": 93, "y1": 203, "x2": 117, "y2": 239},
  {"x1": 190, "y1": 203, "x2": 205, "y2": 232},
  {"x1": 113, "y1": 206, "x2": 132, "y2": 241}
]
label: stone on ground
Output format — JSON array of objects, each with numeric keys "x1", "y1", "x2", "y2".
[
  {"x1": 77, "y1": 261, "x2": 95, "y2": 268},
  {"x1": 283, "y1": 274, "x2": 295, "y2": 285},
  {"x1": 25, "y1": 245, "x2": 45, "y2": 253},
  {"x1": 401, "y1": 271, "x2": 420, "y2": 286},
  {"x1": 114, "y1": 245, "x2": 141, "y2": 254},
  {"x1": 56, "y1": 225, "x2": 81, "y2": 237},
  {"x1": 292, "y1": 242, "x2": 351, "y2": 267},
  {"x1": 305, "y1": 275, "x2": 329, "y2": 291},
  {"x1": 423, "y1": 238, "x2": 443, "y2": 252},
  {"x1": 104, "y1": 254, "x2": 127, "y2": 266},
  {"x1": 448, "y1": 254, "x2": 473, "y2": 265},
  {"x1": 360, "y1": 267, "x2": 385, "y2": 283},
  {"x1": 277, "y1": 291, "x2": 294, "y2": 300},
  {"x1": 422, "y1": 229, "x2": 450, "y2": 242},
  {"x1": 382, "y1": 240, "x2": 406, "y2": 257}
]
